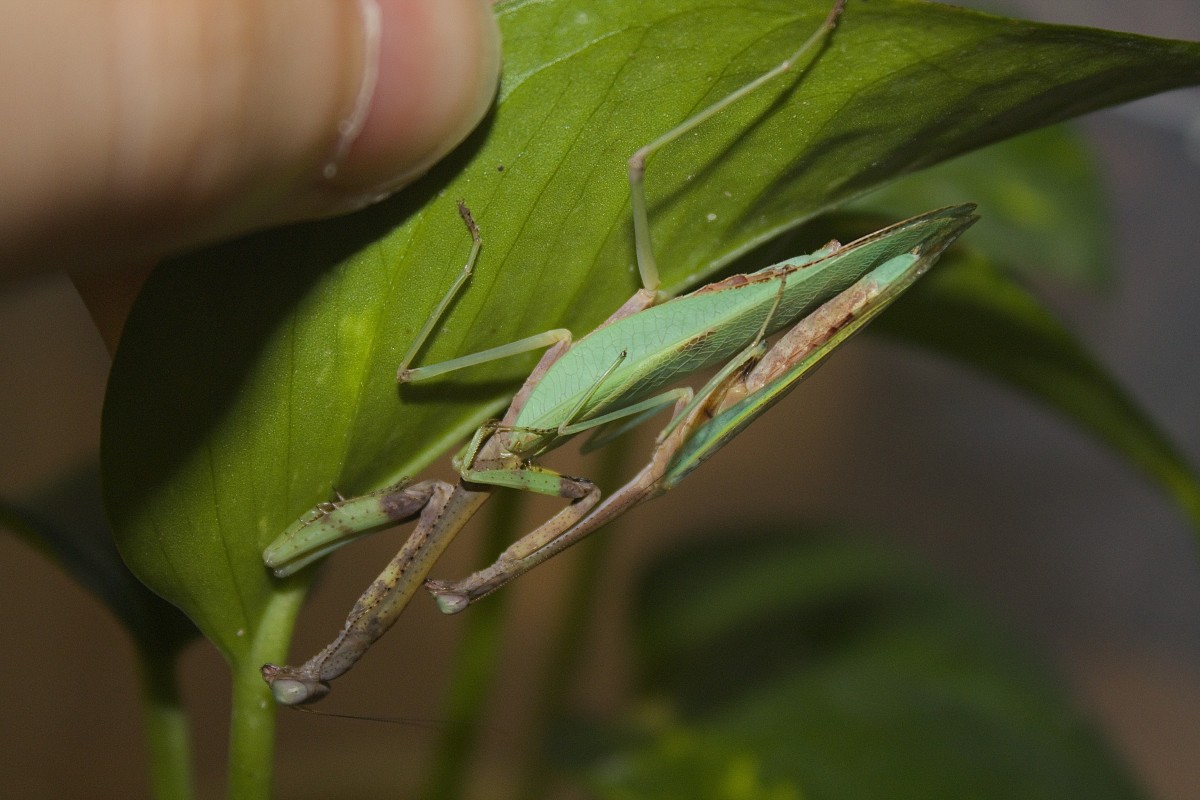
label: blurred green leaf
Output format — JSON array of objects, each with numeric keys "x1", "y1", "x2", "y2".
[
  {"x1": 3, "y1": 470, "x2": 199, "y2": 799},
  {"x1": 101, "y1": 0, "x2": 1200, "y2": 676},
  {"x1": 877, "y1": 247, "x2": 1200, "y2": 532},
  {"x1": 855, "y1": 125, "x2": 1113, "y2": 289},
  {"x1": 584, "y1": 529, "x2": 1145, "y2": 799},
  {"x1": 589, "y1": 726, "x2": 803, "y2": 800},
  {"x1": 1, "y1": 468, "x2": 196, "y2": 653}
]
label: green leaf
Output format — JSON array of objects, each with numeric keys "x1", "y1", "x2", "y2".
[
  {"x1": 101, "y1": 0, "x2": 1200, "y2": 690},
  {"x1": 587, "y1": 528, "x2": 1146, "y2": 799},
  {"x1": 588, "y1": 727, "x2": 804, "y2": 800},
  {"x1": 876, "y1": 247, "x2": 1200, "y2": 531},
  {"x1": 2, "y1": 471, "x2": 199, "y2": 800},
  {"x1": 854, "y1": 124, "x2": 1114, "y2": 289},
  {"x1": 1, "y1": 468, "x2": 196, "y2": 654}
]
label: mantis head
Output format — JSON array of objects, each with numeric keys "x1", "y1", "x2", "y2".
[{"x1": 261, "y1": 663, "x2": 330, "y2": 705}]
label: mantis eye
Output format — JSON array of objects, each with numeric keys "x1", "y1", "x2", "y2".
[
  {"x1": 261, "y1": 664, "x2": 330, "y2": 705},
  {"x1": 426, "y1": 583, "x2": 470, "y2": 615}
]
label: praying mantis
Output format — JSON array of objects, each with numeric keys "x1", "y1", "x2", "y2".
[{"x1": 260, "y1": 0, "x2": 978, "y2": 705}]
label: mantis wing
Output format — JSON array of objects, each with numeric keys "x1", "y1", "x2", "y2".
[{"x1": 663, "y1": 204, "x2": 978, "y2": 489}]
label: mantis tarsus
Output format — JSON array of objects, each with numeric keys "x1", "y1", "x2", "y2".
[{"x1": 260, "y1": 0, "x2": 977, "y2": 705}]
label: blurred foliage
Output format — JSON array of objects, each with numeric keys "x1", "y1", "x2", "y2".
[{"x1": 575, "y1": 529, "x2": 1146, "y2": 800}]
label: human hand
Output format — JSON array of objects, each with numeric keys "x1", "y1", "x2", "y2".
[{"x1": 0, "y1": 0, "x2": 500, "y2": 347}]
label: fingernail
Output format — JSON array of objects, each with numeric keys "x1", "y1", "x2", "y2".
[{"x1": 325, "y1": 0, "x2": 500, "y2": 200}]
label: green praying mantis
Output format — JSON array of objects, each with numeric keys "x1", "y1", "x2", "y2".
[{"x1": 260, "y1": 0, "x2": 978, "y2": 705}]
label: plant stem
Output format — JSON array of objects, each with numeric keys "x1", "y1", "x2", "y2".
[
  {"x1": 514, "y1": 443, "x2": 628, "y2": 800},
  {"x1": 225, "y1": 585, "x2": 306, "y2": 799},
  {"x1": 422, "y1": 490, "x2": 522, "y2": 800},
  {"x1": 516, "y1": 527, "x2": 608, "y2": 800},
  {"x1": 135, "y1": 638, "x2": 195, "y2": 800}
]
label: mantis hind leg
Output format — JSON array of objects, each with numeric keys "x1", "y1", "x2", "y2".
[
  {"x1": 263, "y1": 480, "x2": 477, "y2": 705},
  {"x1": 626, "y1": 0, "x2": 846, "y2": 293}
]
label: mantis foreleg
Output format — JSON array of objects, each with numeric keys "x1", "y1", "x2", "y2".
[
  {"x1": 261, "y1": 335, "x2": 586, "y2": 702},
  {"x1": 627, "y1": 0, "x2": 846, "y2": 292},
  {"x1": 264, "y1": 479, "x2": 445, "y2": 578},
  {"x1": 262, "y1": 479, "x2": 467, "y2": 704}
]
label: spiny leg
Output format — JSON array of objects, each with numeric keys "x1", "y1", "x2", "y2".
[
  {"x1": 263, "y1": 480, "x2": 491, "y2": 704},
  {"x1": 627, "y1": 0, "x2": 846, "y2": 293},
  {"x1": 263, "y1": 479, "x2": 444, "y2": 578},
  {"x1": 263, "y1": 336, "x2": 584, "y2": 703}
]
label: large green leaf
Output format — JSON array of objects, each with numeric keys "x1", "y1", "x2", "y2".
[
  {"x1": 102, "y1": 0, "x2": 1200, "y2": 676},
  {"x1": 582, "y1": 528, "x2": 1145, "y2": 799}
]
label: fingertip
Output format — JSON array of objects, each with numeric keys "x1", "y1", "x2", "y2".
[
  {"x1": 322, "y1": 0, "x2": 500, "y2": 204},
  {"x1": 0, "y1": 0, "x2": 501, "y2": 276}
]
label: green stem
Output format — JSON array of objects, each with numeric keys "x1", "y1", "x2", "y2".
[
  {"x1": 515, "y1": 444, "x2": 629, "y2": 800},
  {"x1": 422, "y1": 490, "x2": 523, "y2": 800},
  {"x1": 226, "y1": 585, "x2": 307, "y2": 799},
  {"x1": 134, "y1": 638, "x2": 195, "y2": 800},
  {"x1": 516, "y1": 530, "x2": 608, "y2": 800}
]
